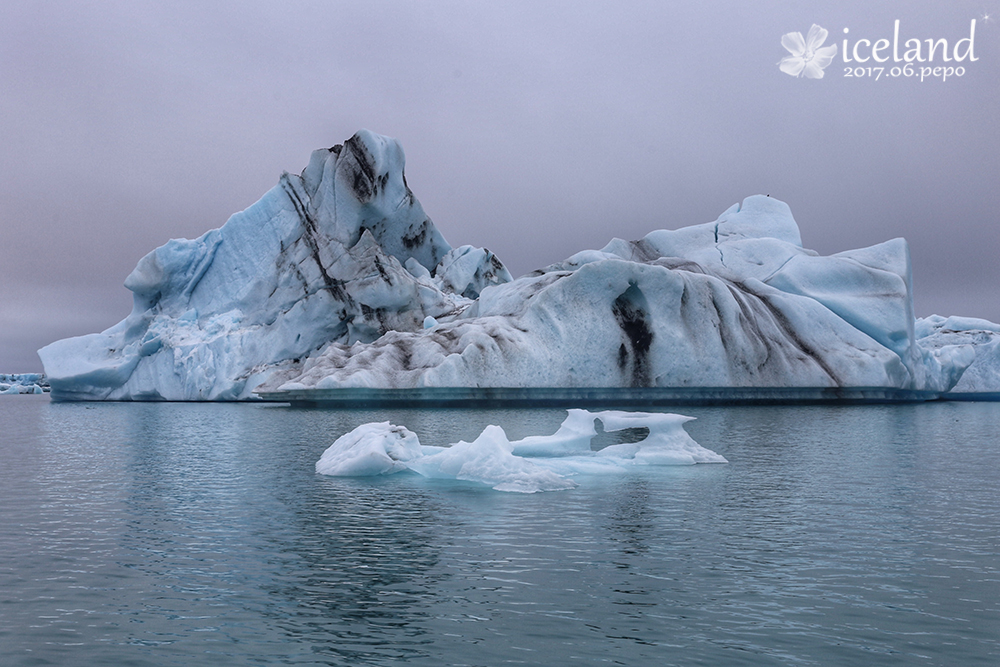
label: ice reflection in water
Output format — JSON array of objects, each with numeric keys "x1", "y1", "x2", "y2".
[{"x1": 0, "y1": 397, "x2": 997, "y2": 666}]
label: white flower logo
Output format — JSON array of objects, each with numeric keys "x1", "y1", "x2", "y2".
[{"x1": 779, "y1": 24, "x2": 837, "y2": 78}]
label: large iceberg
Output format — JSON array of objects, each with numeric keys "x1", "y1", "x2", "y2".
[
  {"x1": 259, "y1": 195, "x2": 980, "y2": 396},
  {"x1": 39, "y1": 130, "x2": 997, "y2": 400},
  {"x1": 39, "y1": 131, "x2": 510, "y2": 400}
]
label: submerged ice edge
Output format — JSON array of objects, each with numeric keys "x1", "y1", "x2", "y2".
[{"x1": 314, "y1": 409, "x2": 726, "y2": 493}]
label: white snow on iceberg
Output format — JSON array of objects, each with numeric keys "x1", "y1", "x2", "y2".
[{"x1": 315, "y1": 410, "x2": 726, "y2": 493}]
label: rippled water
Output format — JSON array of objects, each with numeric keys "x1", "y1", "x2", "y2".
[{"x1": 1, "y1": 395, "x2": 998, "y2": 666}]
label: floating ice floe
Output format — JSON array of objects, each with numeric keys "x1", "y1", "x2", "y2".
[{"x1": 315, "y1": 410, "x2": 726, "y2": 493}]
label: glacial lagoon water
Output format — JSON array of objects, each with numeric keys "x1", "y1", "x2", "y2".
[{"x1": 2, "y1": 395, "x2": 999, "y2": 666}]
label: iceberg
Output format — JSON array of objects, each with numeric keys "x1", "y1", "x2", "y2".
[
  {"x1": 259, "y1": 195, "x2": 980, "y2": 397},
  {"x1": 38, "y1": 130, "x2": 510, "y2": 400},
  {"x1": 915, "y1": 315, "x2": 1000, "y2": 396},
  {"x1": 315, "y1": 409, "x2": 726, "y2": 493},
  {"x1": 0, "y1": 373, "x2": 49, "y2": 395},
  {"x1": 38, "y1": 130, "x2": 998, "y2": 400}
]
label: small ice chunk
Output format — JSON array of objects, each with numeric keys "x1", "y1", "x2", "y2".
[
  {"x1": 423, "y1": 316, "x2": 438, "y2": 329},
  {"x1": 406, "y1": 425, "x2": 577, "y2": 493},
  {"x1": 315, "y1": 422, "x2": 423, "y2": 476}
]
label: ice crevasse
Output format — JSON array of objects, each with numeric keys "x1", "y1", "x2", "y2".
[{"x1": 39, "y1": 130, "x2": 996, "y2": 400}]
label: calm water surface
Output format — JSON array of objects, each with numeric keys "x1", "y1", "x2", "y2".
[{"x1": 1, "y1": 395, "x2": 998, "y2": 666}]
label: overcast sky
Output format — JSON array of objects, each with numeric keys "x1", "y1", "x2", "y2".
[{"x1": 2, "y1": 0, "x2": 998, "y2": 371}]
